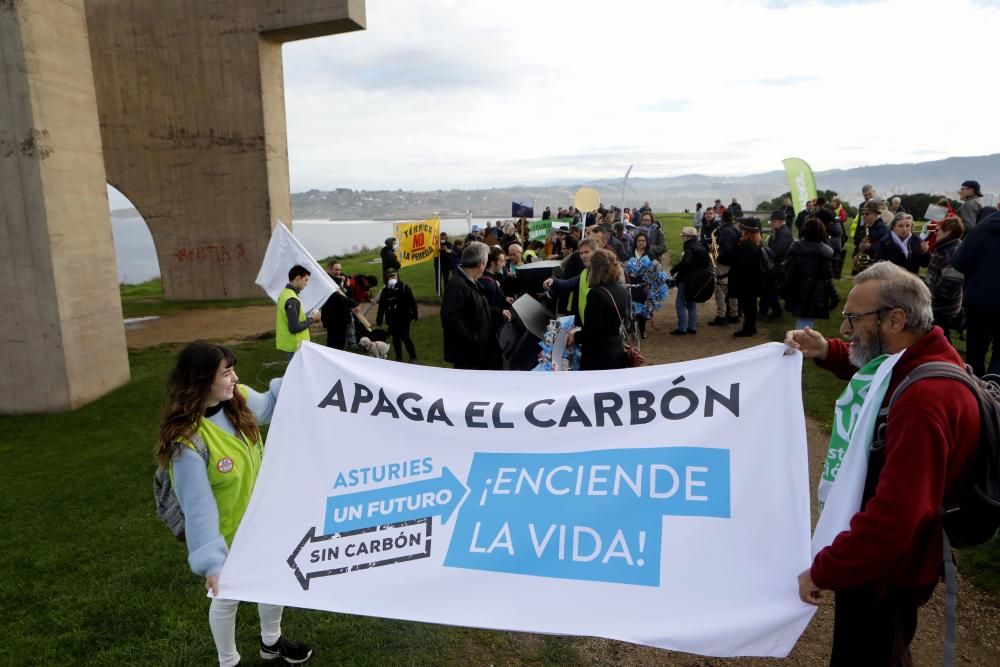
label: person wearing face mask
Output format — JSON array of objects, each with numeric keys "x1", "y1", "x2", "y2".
[
  {"x1": 376, "y1": 268, "x2": 418, "y2": 363},
  {"x1": 380, "y1": 237, "x2": 401, "y2": 283},
  {"x1": 875, "y1": 213, "x2": 929, "y2": 274},
  {"x1": 784, "y1": 263, "x2": 979, "y2": 665},
  {"x1": 157, "y1": 342, "x2": 312, "y2": 666}
]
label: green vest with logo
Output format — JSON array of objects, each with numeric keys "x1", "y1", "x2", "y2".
[
  {"x1": 275, "y1": 287, "x2": 309, "y2": 352},
  {"x1": 172, "y1": 386, "x2": 264, "y2": 546}
]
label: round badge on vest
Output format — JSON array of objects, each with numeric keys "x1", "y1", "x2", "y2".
[{"x1": 216, "y1": 457, "x2": 234, "y2": 473}]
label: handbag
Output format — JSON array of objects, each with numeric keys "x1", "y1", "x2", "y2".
[{"x1": 601, "y1": 287, "x2": 646, "y2": 367}]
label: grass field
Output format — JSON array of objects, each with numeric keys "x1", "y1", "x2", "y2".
[{"x1": 4, "y1": 213, "x2": 997, "y2": 663}]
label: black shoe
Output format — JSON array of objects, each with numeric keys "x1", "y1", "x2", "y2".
[
  {"x1": 670, "y1": 329, "x2": 686, "y2": 336},
  {"x1": 726, "y1": 315, "x2": 741, "y2": 323},
  {"x1": 686, "y1": 329, "x2": 697, "y2": 335},
  {"x1": 733, "y1": 330, "x2": 755, "y2": 338},
  {"x1": 261, "y1": 636, "x2": 313, "y2": 664},
  {"x1": 707, "y1": 317, "x2": 727, "y2": 326}
]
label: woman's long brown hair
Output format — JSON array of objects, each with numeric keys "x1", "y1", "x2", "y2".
[{"x1": 155, "y1": 342, "x2": 261, "y2": 467}]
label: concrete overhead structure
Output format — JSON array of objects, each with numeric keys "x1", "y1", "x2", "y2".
[
  {"x1": 0, "y1": 0, "x2": 365, "y2": 413},
  {"x1": 1, "y1": 0, "x2": 130, "y2": 413},
  {"x1": 85, "y1": 0, "x2": 366, "y2": 300}
]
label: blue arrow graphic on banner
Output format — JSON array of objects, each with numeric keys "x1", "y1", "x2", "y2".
[{"x1": 323, "y1": 466, "x2": 468, "y2": 535}]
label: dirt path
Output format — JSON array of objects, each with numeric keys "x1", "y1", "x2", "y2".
[{"x1": 123, "y1": 298, "x2": 1000, "y2": 664}]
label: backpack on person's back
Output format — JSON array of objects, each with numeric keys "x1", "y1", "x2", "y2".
[
  {"x1": 886, "y1": 364, "x2": 1000, "y2": 666},
  {"x1": 153, "y1": 434, "x2": 209, "y2": 541}
]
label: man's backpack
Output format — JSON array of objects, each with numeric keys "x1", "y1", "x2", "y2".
[
  {"x1": 684, "y1": 267, "x2": 716, "y2": 303},
  {"x1": 153, "y1": 434, "x2": 209, "y2": 541},
  {"x1": 886, "y1": 363, "x2": 1000, "y2": 667},
  {"x1": 887, "y1": 363, "x2": 1000, "y2": 548}
]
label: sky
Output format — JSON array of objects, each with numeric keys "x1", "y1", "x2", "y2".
[
  {"x1": 104, "y1": 0, "x2": 998, "y2": 212},
  {"x1": 277, "y1": 0, "x2": 1000, "y2": 192}
]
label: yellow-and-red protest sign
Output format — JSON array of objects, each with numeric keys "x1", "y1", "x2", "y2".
[{"x1": 393, "y1": 218, "x2": 440, "y2": 268}]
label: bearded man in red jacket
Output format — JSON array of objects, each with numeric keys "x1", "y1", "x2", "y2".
[{"x1": 784, "y1": 261, "x2": 980, "y2": 665}]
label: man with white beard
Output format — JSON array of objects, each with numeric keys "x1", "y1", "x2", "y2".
[{"x1": 783, "y1": 262, "x2": 979, "y2": 664}]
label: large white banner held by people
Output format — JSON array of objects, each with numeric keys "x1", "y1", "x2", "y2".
[{"x1": 219, "y1": 343, "x2": 816, "y2": 657}]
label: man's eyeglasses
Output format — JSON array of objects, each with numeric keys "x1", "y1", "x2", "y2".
[{"x1": 841, "y1": 307, "x2": 891, "y2": 330}]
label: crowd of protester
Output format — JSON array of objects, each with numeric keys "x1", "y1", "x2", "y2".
[{"x1": 310, "y1": 180, "x2": 998, "y2": 378}]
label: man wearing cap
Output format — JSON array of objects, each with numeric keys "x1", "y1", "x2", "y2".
[
  {"x1": 670, "y1": 227, "x2": 710, "y2": 335},
  {"x1": 380, "y1": 237, "x2": 401, "y2": 283},
  {"x1": 957, "y1": 180, "x2": 984, "y2": 230},
  {"x1": 852, "y1": 200, "x2": 890, "y2": 272},
  {"x1": 760, "y1": 211, "x2": 793, "y2": 320}
]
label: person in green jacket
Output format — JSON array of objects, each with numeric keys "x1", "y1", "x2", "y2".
[
  {"x1": 157, "y1": 342, "x2": 312, "y2": 665},
  {"x1": 276, "y1": 265, "x2": 320, "y2": 359}
]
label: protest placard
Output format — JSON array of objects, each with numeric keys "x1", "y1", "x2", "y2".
[
  {"x1": 393, "y1": 218, "x2": 440, "y2": 268},
  {"x1": 219, "y1": 343, "x2": 815, "y2": 658}
]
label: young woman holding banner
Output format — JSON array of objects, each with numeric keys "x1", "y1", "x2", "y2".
[{"x1": 156, "y1": 342, "x2": 312, "y2": 666}]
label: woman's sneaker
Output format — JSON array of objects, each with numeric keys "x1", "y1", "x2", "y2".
[{"x1": 261, "y1": 636, "x2": 313, "y2": 663}]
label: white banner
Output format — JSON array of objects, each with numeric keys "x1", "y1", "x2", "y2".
[
  {"x1": 254, "y1": 221, "x2": 337, "y2": 314},
  {"x1": 219, "y1": 342, "x2": 816, "y2": 657}
]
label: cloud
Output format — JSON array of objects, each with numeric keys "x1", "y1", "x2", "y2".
[
  {"x1": 748, "y1": 75, "x2": 822, "y2": 86},
  {"x1": 640, "y1": 99, "x2": 694, "y2": 113}
]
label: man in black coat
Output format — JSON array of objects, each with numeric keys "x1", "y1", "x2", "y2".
[
  {"x1": 708, "y1": 211, "x2": 741, "y2": 325},
  {"x1": 440, "y1": 242, "x2": 510, "y2": 370},
  {"x1": 760, "y1": 211, "x2": 793, "y2": 319},
  {"x1": 377, "y1": 268, "x2": 419, "y2": 362},
  {"x1": 952, "y1": 210, "x2": 1000, "y2": 376},
  {"x1": 434, "y1": 233, "x2": 453, "y2": 293},
  {"x1": 320, "y1": 261, "x2": 359, "y2": 350}
]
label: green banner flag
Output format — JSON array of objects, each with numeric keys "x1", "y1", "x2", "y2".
[
  {"x1": 528, "y1": 219, "x2": 551, "y2": 242},
  {"x1": 782, "y1": 157, "x2": 817, "y2": 215}
]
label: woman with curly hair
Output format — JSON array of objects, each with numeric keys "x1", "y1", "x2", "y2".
[{"x1": 156, "y1": 342, "x2": 312, "y2": 666}]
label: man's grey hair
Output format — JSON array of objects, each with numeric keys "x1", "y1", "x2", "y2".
[
  {"x1": 855, "y1": 262, "x2": 933, "y2": 332},
  {"x1": 891, "y1": 196, "x2": 902, "y2": 206},
  {"x1": 862, "y1": 184, "x2": 874, "y2": 195},
  {"x1": 461, "y1": 241, "x2": 489, "y2": 268},
  {"x1": 578, "y1": 237, "x2": 599, "y2": 252}
]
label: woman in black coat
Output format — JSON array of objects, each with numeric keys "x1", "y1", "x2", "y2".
[
  {"x1": 727, "y1": 218, "x2": 766, "y2": 337},
  {"x1": 875, "y1": 213, "x2": 929, "y2": 274},
  {"x1": 571, "y1": 249, "x2": 631, "y2": 371},
  {"x1": 781, "y1": 217, "x2": 835, "y2": 331},
  {"x1": 380, "y1": 237, "x2": 401, "y2": 282},
  {"x1": 924, "y1": 216, "x2": 965, "y2": 340}
]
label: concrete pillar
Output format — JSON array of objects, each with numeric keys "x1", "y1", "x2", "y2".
[
  {"x1": 0, "y1": 0, "x2": 130, "y2": 413},
  {"x1": 84, "y1": 0, "x2": 366, "y2": 300}
]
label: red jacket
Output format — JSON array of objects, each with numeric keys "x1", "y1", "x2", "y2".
[{"x1": 811, "y1": 327, "x2": 980, "y2": 591}]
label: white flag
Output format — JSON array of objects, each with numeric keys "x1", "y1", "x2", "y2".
[{"x1": 254, "y1": 221, "x2": 337, "y2": 314}]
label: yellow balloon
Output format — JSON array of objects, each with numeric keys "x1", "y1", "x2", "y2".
[{"x1": 573, "y1": 187, "x2": 600, "y2": 213}]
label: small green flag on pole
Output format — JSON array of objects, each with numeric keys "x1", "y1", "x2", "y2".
[{"x1": 782, "y1": 157, "x2": 817, "y2": 215}]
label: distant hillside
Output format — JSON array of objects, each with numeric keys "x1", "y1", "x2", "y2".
[{"x1": 114, "y1": 154, "x2": 1000, "y2": 220}]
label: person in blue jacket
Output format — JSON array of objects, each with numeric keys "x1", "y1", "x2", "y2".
[{"x1": 156, "y1": 342, "x2": 312, "y2": 666}]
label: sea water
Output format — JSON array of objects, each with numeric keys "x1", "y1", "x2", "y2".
[{"x1": 111, "y1": 216, "x2": 503, "y2": 284}]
